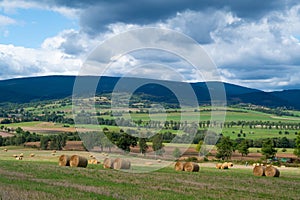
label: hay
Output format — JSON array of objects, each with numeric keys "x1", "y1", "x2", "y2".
[
  {"x1": 16, "y1": 157, "x2": 22, "y2": 160},
  {"x1": 30, "y1": 153, "x2": 35, "y2": 157},
  {"x1": 221, "y1": 162, "x2": 229, "y2": 169},
  {"x1": 88, "y1": 159, "x2": 100, "y2": 165},
  {"x1": 58, "y1": 155, "x2": 70, "y2": 166},
  {"x1": 3, "y1": 148, "x2": 7, "y2": 152},
  {"x1": 12, "y1": 154, "x2": 18, "y2": 158},
  {"x1": 253, "y1": 165, "x2": 265, "y2": 176},
  {"x1": 265, "y1": 166, "x2": 280, "y2": 177},
  {"x1": 93, "y1": 159, "x2": 100, "y2": 164},
  {"x1": 216, "y1": 163, "x2": 222, "y2": 169},
  {"x1": 103, "y1": 158, "x2": 115, "y2": 169},
  {"x1": 157, "y1": 159, "x2": 161, "y2": 163},
  {"x1": 19, "y1": 153, "x2": 24, "y2": 157},
  {"x1": 183, "y1": 162, "x2": 200, "y2": 172},
  {"x1": 113, "y1": 158, "x2": 131, "y2": 170},
  {"x1": 228, "y1": 162, "x2": 233, "y2": 167},
  {"x1": 175, "y1": 162, "x2": 186, "y2": 171},
  {"x1": 70, "y1": 155, "x2": 88, "y2": 168}
]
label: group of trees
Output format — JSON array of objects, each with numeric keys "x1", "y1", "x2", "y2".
[
  {"x1": 40, "y1": 134, "x2": 67, "y2": 150},
  {"x1": 0, "y1": 127, "x2": 40, "y2": 146},
  {"x1": 0, "y1": 127, "x2": 80, "y2": 150},
  {"x1": 215, "y1": 135, "x2": 300, "y2": 160}
]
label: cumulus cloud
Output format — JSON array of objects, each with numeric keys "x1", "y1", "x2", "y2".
[{"x1": 0, "y1": 43, "x2": 82, "y2": 80}]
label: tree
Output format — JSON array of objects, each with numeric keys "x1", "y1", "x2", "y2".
[
  {"x1": 238, "y1": 140, "x2": 249, "y2": 157},
  {"x1": 152, "y1": 134, "x2": 165, "y2": 156},
  {"x1": 139, "y1": 138, "x2": 148, "y2": 155},
  {"x1": 116, "y1": 133, "x2": 137, "y2": 153},
  {"x1": 294, "y1": 135, "x2": 300, "y2": 158},
  {"x1": 40, "y1": 136, "x2": 49, "y2": 150},
  {"x1": 261, "y1": 139, "x2": 277, "y2": 159},
  {"x1": 216, "y1": 136, "x2": 233, "y2": 160},
  {"x1": 195, "y1": 140, "x2": 203, "y2": 152},
  {"x1": 172, "y1": 147, "x2": 181, "y2": 159}
]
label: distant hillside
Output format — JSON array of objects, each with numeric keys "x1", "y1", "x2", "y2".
[{"x1": 0, "y1": 75, "x2": 299, "y2": 109}]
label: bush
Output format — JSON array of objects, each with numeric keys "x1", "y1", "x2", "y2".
[{"x1": 282, "y1": 148, "x2": 287, "y2": 152}]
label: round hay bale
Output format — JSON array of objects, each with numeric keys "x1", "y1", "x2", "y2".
[
  {"x1": 175, "y1": 162, "x2": 186, "y2": 171},
  {"x1": 228, "y1": 162, "x2": 233, "y2": 167},
  {"x1": 16, "y1": 156, "x2": 22, "y2": 160},
  {"x1": 93, "y1": 159, "x2": 100, "y2": 164},
  {"x1": 30, "y1": 153, "x2": 35, "y2": 157},
  {"x1": 253, "y1": 165, "x2": 265, "y2": 176},
  {"x1": 216, "y1": 163, "x2": 222, "y2": 169},
  {"x1": 70, "y1": 155, "x2": 88, "y2": 168},
  {"x1": 265, "y1": 166, "x2": 280, "y2": 177},
  {"x1": 103, "y1": 158, "x2": 115, "y2": 169},
  {"x1": 3, "y1": 148, "x2": 8, "y2": 152},
  {"x1": 157, "y1": 159, "x2": 161, "y2": 163},
  {"x1": 183, "y1": 162, "x2": 199, "y2": 172},
  {"x1": 19, "y1": 153, "x2": 24, "y2": 157},
  {"x1": 58, "y1": 155, "x2": 70, "y2": 166},
  {"x1": 113, "y1": 158, "x2": 131, "y2": 170},
  {"x1": 221, "y1": 162, "x2": 229, "y2": 169},
  {"x1": 13, "y1": 154, "x2": 18, "y2": 158},
  {"x1": 53, "y1": 150, "x2": 56, "y2": 153}
]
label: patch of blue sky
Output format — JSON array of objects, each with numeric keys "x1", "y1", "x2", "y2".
[{"x1": 0, "y1": 8, "x2": 78, "y2": 48}]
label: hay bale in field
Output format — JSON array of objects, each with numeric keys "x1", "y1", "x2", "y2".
[
  {"x1": 30, "y1": 153, "x2": 35, "y2": 157},
  {"x1": 175, "y1": 161, "x2": 186, "y2": 171},
  {"x1": 58, "y1": 155, "x2": 71, "y2": 166},
  {"x1": 216, "y1": 163, "x2": 222, "y2": 169},
  {"x1": 221, "y1": 162, "x2": 229, "y2": 169},
  {"x1": 103, "y1": 158, "x2": 115, "y2": 169},
  {"x1": 253, "y1": 165, "x2": 265, "y2": 176},
  {"x1": 93, "y1": 159, "x2": 100, "y2": 164},
  {"x1": 228, "y1": 162, "x2": 233, "y2": 167},
  {"x1": 183, "y1": 162, "x2": 199, "y2": 172},
  {"x1": 70, "y1": 155, "x2": 88, "y2": 168},
  {"x1": 16, "y1": 156, "x2": 22, "y2": 160},
  {"x1": 19, "y1": 153, "x2": 24, "y2": 157},
  {"x1": 53, "y1": 150, "x2": 56, "y2": 153},
  {"x1": 113, "y1": 158, "x2": 131, "y2": 170},
  {"x1": 3, "y1": 148, "x2": 8, "y2": 152},
  {"x1": 12, "y1": 154, "x2": 18, "y2": 158},
  {"x1": 88, "y1": 159, "x2": 99, "y2": 165},
  {"x1": 265, "y1": 166, "x2": 280, "y2": 177},
  {"x1": 157, "y1": 159, "x2": 161, "y2": 163}
]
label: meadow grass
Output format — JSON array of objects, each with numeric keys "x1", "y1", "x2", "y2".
[{"x1": 0, "y1": 157, "x2": 299, "y2": 200}]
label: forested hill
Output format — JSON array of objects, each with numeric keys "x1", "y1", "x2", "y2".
[{"x1": 0, "y1": 75, "x2": 299, "y2": 109}]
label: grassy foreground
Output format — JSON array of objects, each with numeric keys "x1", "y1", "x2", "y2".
[{"x1": 0, "y1": 158, "x2": 299, "y2": 200}]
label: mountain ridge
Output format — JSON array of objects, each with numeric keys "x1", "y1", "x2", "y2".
[{"x1": 0, "y1": 75, "x2": 299, "y2": 109}]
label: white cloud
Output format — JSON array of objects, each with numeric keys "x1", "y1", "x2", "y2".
[
  {"x1": 0, "y1": 0, "x2": 79, "y2": 19},
  {"x1": 0, "y1": 14, "x2": 16, "y2": 26},
  {"x1": 0, "y1": 43, "x2": 82, "y2": 80}
]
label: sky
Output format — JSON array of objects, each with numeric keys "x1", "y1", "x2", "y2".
[{"x1": 0, "y1": 0, "x2": 300, "y2": 91}]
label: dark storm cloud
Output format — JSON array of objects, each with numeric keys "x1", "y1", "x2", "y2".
[{"x1": 37, "y1": 0, "x2": 299, "y2": 33}]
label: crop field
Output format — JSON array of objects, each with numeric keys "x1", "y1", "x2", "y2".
[{"x1": 0, "y1": 147, "x2": 299, "y2": 200}]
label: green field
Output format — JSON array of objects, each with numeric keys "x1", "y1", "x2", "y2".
[{"x1": 0, "y1": 148, "x2": 299, "y2": 200}]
